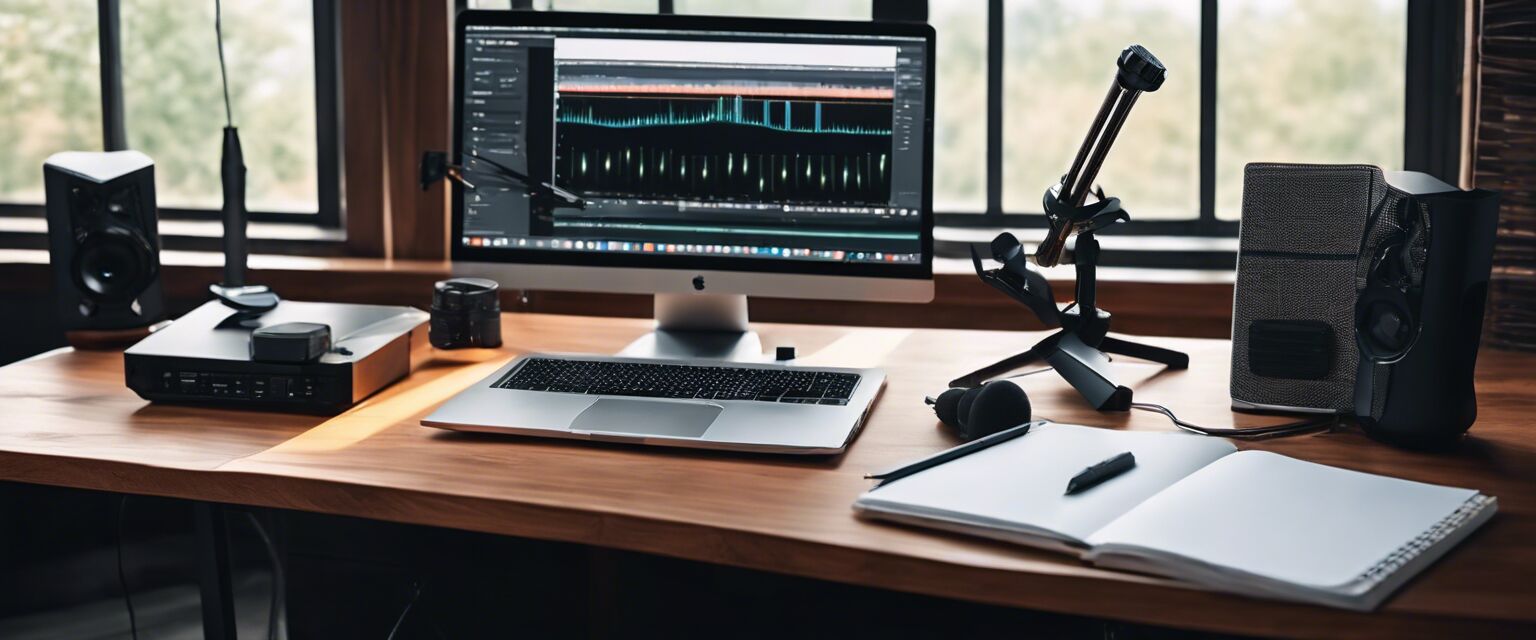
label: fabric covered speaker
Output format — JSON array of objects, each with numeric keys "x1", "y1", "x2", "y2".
[
  {"x1": 44, "y1": 150, "x2": 165, "y2": 330},
  {"x1": 1231, "y1": 163, "x2": 1392, "y2": 413},
  {"x1": 1231, "y1": 163, "x2": 1472, "y2": 415}
]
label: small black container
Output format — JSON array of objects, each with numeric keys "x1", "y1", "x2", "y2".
[{"x1": 430, "y1": 278, "x2": 502, "y2": 349}]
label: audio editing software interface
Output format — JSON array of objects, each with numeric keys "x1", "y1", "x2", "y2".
[{"x1": 459, "y1": 24, "x2": 927, "y2": 266}]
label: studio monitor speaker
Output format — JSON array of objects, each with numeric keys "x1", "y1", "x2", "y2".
[{"x1": 43, "y1": 151, "x2": 165, "y2": 330}]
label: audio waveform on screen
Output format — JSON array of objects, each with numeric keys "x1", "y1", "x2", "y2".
[
  {"x1": 558, "y1": 96, "x2": 892, "y2": 136},
  {"x1": 557, "y1": 146, "x2": 889, "y2": 202},
  {"x1": 555, "y1": 90, "x2": 894, "y2": 205}
]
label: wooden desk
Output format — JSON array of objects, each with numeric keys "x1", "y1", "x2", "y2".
[{"x1": 1, "y1": 314, "x2": 1532, "y2": 638}]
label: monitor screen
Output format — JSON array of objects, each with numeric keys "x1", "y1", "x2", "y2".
[{"x1": 452, "y1": 13, "x2": 932, "y2": 279}]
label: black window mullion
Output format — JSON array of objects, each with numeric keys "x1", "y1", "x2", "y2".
[
  {"x1": 986, "y1": 0, "x2": 1003, "y2": 221},
  {"x1": 313, "y1": 0, "x2": 342, "y2": 228},
  {"x1": 658, "y1": 0, "x2": 673, "y2": 14},
  {"x1": 1198, "y1": 0, "x2": 1217, "y2": 230}
]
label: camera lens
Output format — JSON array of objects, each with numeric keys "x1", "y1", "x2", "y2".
[{"x1": 430, "y1": 278, "x2": 502, "y2": 349}]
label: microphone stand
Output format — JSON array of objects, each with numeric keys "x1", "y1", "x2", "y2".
[{"x1": 950, "y1": 46, "x2": 1188, "y2": 411}]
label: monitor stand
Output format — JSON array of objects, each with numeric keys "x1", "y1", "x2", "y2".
[{"x1": 618, "y1": 293, "x2": 767, "y2": 362}]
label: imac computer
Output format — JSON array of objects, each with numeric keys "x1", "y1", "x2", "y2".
[{"x1": 450, "y1": 11, "x2": 935, "y2": 359}]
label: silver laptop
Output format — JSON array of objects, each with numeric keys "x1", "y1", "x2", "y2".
[{"x1": 422, "y1": 354, "x2": 885, "y2": 455}]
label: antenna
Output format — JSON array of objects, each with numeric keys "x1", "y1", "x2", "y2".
[{"x1": 209, "y1": 0, "x2": 278, "y2": 312}]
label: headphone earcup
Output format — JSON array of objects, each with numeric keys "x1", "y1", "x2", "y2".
[
  {"x1": 960, "y1": 381, "x2": 1032, "y2": 440},
  {"x1": 931, "y1": 387, "x2": 968, "y2": 430}
]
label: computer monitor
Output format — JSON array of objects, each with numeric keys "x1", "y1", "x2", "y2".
[{"x1": 451, "y1": 11, "x2": 934, "y2": 356}]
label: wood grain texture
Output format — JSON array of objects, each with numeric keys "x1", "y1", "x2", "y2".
[
  {"x1": 379, "y1": 0, "x2": 452, "y2": 260},
  {"x1": 0, "y1": 314, "x2": 1532, "y2": 638},
  {"x1": 338, "y1": 0, "x2": 389, "y2": 258},
  {"x1": 1471, "y1": 0, "x2": 1536, "y2": 351}
]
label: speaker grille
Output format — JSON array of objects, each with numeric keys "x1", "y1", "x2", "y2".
[{"x1": 1248, "y1": 319, "x2": 1335, "y2": 380}]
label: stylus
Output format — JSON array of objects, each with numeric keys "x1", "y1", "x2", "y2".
[{"x1": 865, "y1": 421, "x2": 1039, "y2": 488}]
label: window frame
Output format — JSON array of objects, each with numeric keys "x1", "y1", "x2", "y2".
[{"x1": 0, "y1": 0, "x2": 344, "y2": 229}]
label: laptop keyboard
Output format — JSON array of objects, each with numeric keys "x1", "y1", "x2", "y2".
[{"x1": 494, "y1": 357, "x2": 860, "y2": 405}]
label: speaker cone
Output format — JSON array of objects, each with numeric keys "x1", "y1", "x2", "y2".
[{"x1": 72, "y1": 226, "x2": 156, "y2": 303}]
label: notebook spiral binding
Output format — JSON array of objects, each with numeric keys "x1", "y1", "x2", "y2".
[{"x1": 1355, "y1": 494, "x2": 1494, "y2": 586}]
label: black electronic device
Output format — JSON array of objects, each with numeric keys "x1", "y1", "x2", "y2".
[
  {"x1": 1353, "y1": 188, "x2": 1500, "y2": 449},
  {"x1": 430, "y1": 277, "x2": 502, "y2": 349},
  {"x1": 1229, "y1": 164, "x2": 1501, "y2": 449},
  {"x1": 925, "y1": 380, "x2": 1033, "y2": 441},
  {"x1": 444, "y1": 10, "x2": 935, "y2": 291},
  {"x1": 125, "y1": 300, "x2": 428, "y2": 414},
  {"x1": 43, "y1": 150, "x2": 165, "y2": 331}
]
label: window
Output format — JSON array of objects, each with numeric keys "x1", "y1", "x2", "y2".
[
  {"x1": 1001, "y1": 0, "x2": 1200, "y2": 220},
  {"x1": 958, "y1": 0, "x2": 1410, "y2": 231},
  {"x1": 675, "y1": 0, "x2": 870, "y2": 21},
  {"x1": 0, "y1": 0, "x2": 103, "y2": 205},
  {"x1": 0, "y1": 0, "x2": 337, "y2": 225},
  {"x1": 930, "y1": 0, "x2": 987, "y2": 213},
  {"x1": 464, "y1": 0, "x2": 1428, "y2": 243},
  {"x1": 121, "y1": 0, "x2": 319, "y2": 214},
  {"x1": 1215, "y1": 0, "x2": 1407, "y2": 220}
]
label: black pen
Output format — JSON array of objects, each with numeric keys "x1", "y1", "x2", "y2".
[
  {"x1": 865, "y1": 421, "x2": 1037, "y2": 487},
  {"x1": 1065, "y1": 451, "x2": 1136, "y2": 495}
]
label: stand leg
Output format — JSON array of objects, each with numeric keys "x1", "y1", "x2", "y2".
[
  {"x1": 1046, "y1": 333, "x2": 1133, "y2": 411},
  {"x1": 1099, "y1": 336, "x2": 1189, "y2": 369},
  {"x1": 948, "y1": 345, "x2": 1049, "y2": 388},
  {"x1": 195, "y1": 502, "x2": 237, "y2": 640}
]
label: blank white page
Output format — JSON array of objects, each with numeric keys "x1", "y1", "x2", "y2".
[
  {"x1": 858, "y1": 423, "x2": 1236, "y2": 544},
  {"x1": 1086, "y1": 450, "x2": 1480, "y2": 588}
]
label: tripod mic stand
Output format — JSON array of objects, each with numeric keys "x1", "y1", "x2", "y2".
[{"x1": 949, "y1": 45, "x2": 1187, "y2": 411}]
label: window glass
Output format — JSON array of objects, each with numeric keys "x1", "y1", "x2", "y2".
[
  {"x1": 1216, "y1": 0, "x2": 1407, "y2": 220},
  {"x1": 1002, "y1": 0, "x2": 1200, "y2": 220},
  {"x1": 675, "y1": 0, "x2": 869, "y2": 20},
  {"x1": 930, "y1": 0, "x2": 987, "y2": 212},
  {"x1": 121, "y1": 0, "x2": 318, "y2": 213},
  {"x1": 0, "y1": 0, "x2": 103, "y2": 204}
]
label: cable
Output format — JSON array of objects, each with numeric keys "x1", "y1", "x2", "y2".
[
  {"x1": 243, "y1": 511, "x2": 286, "y2": 640},
  {"x1": 386, "y1": 581, "x2": 423, "y2": 640},
  {"x1": 215, "y1": 0, "x2": 232, "y2": 127},
  {"x1": 115, "y1": 495, "x2": 139, "y2": 640},
  {"x1": 1131, "y1": 402, "x2": 1336, "y2": 440}
]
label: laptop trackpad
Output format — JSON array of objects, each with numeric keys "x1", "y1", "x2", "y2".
[{"x1": 570, "y1": 399, "x2": 720, "y2": 438}]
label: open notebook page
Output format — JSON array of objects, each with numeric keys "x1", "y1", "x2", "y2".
[
  {"x1": 857, "y1": 422, "x2": 1236, "y2": 546},
  {"x1": 1084, "y1": 450, "x2": 1482, "y2": 588}
]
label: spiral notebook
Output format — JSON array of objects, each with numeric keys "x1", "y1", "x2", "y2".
[{"x1": 854, "y1": 422, "x2": 1497, "y2": 611}]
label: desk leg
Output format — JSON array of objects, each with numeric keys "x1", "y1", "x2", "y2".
[{"x1": 195, "y1": 502, "x2": 237, "y2": 640}]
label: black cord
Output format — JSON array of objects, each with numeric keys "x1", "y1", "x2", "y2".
[
  {"x1": 1131, "y1": 402, "x2": 1336, "y2": 440},
  {"x1": 243, "y1": 511, "x2": 286, "y2": 640},
  {"x1": 387, "y1": 581, "x2": 423, "y2": 640},
  {"x1": 115, "y1": 495, "x2": 139, "y2": 640},
  {"x1": 215, "y1": 0, "x2": 233, "y2": 127}
]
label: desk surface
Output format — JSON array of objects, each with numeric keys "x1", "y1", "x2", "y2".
[{"x1": 2, "y1": 314, "x2": 1532, "y2": 638}]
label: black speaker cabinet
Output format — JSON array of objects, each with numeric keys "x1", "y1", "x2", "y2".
[{"x1": 43, "y1": 151, "x2": 165, "y2": 330}]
